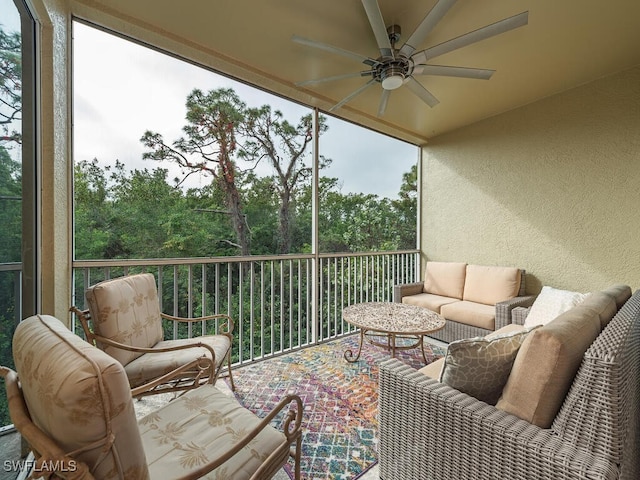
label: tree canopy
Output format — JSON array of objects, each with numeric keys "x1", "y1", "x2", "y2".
[{"x1": 73, "y1": 158, "x2": 417, "y2": 259}]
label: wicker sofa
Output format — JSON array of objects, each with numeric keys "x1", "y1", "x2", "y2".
[
  {"x1": 379, "y1": 286, "x2": 639, "y2": 480},
  {"x1": 394, "y1": 262, "x2": 535, "y2": 342}
]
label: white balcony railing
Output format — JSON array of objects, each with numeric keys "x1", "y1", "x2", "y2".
[{"x1": 71, "y1": 250, "x2": 419, "y2": 366}]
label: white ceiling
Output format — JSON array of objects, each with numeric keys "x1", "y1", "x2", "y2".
[{"x1": 73, "y1": 0, "x2": 640, "y2": 144}]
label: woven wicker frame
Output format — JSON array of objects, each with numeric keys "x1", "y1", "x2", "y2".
[
  {"x1": 394, "y1": 269, "x2": 536, "y2": 342},
  {"x1": 378, "y1": 289, "x2": 640, "y2": 480}
]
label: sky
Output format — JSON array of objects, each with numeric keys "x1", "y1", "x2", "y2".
[{"x1": 72, "y1": 21, "x2": 418, "y2": 199}]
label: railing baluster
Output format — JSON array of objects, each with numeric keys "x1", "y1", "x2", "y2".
[
  {"x1": 270, "y1": 260, "x2": 275, "y2": 356},
  {"x1": 259, "y1": 261, "x2": 264, "y2": 358},
  {"x1": 69, "y1": 250, "x2": 418, "y2": 366},
  {"x1": 187, "y1": 264, "x2": 193, "y2": 339}
]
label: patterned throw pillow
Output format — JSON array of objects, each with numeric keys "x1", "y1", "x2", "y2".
[
  {"x1": 439, "y1": 328, "x2": 537, "y2": 404},
  {"x1": 523, "y1": 286, "x2": 588, "y2": 328}
]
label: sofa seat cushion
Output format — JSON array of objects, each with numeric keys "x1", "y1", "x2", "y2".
[
  {"x1": 418, "y1": 357, "x2": 445, "y2": 379},
  {"x1": 439, "y1": 328, "x2": 535, "y2": 405},
  {"x1": 496, "y1": 305, "x2": 601, "y2": 428},
  {"x1": 440, "y1": 301, "x2": 496, "y2": 331},
  {"x1": 423, "y1": 261, "x2": 467, "y2": 299},
  {"x1": 462, "y1": 265, "x2": 521, "y2": 306},
  {"x1": 401, "y1": 293, "x2": 459, "y2": 312},
  {"x1": 140, "y1": 383, "x2": 286, "y2": 480},
  {"x1": 523, "y1": 286, "x2": 588, "y2": 328},
  {"x1": 487, "y1": 324, "x2": 525, "y2": 338},
  {"x1": 124, "y1": 335, "x2": 231, "y2": 388}
]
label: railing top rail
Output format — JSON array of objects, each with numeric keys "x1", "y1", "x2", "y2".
[
  {"x1": 0, "y1": 262, "x2": 22, "y2": 272},
  {"x1": 72, "y1": 250, "x2": 420, "y2": 268}
]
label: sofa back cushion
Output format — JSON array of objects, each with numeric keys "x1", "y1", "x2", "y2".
[
  {"x1": 12, "y1": 315, "x2": 150, "y2": 479},
  {"x1": 496, "y1": 305, "x2": 601, "y2": 428},
  {"x1": 86, "y1": 273, "x2": 164, "y2": 366},
  {"x1": 579, "y1": 291, "x2": 617, "y2": 329},
  {"x1": 462, "y1": 265, "x2": 521, "y2": 306},
  {"x1": 423, "y1": 261, "x2": 467, "y2": 299}
]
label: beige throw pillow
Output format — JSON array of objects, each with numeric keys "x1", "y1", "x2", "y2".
[
  {"x1": 496, "y1": 305, "x2": 601, "y2": 428},
  {"x1": 439, "y1": 327, "x2": 536, "y2": 405}
]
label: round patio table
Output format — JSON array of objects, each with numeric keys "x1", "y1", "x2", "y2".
[{"x1": 342, "y1": 302, "x2": 446, "y2": 364}]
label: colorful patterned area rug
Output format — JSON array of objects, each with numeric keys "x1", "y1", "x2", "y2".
[{"x1": 225, "y1": 334, "x2": 445, "y2": 480}]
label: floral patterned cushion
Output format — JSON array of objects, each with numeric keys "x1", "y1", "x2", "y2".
[
  {"x1": 124, "y1": 335, "x2": 231, "y2": 388},
  {"x1": 85, "y1": 273, "x2": 164, "y2": 366},
  {"x1": 139, "y1": 384, "x2": 286, "y2": 479},
  {"x1": 12, "y1": 315, "x2": 150, "y2": 479}
]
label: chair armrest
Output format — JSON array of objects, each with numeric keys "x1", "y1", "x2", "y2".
[
  {"x1": 160, "y1": 312, "x2": 234, "y2": 335},
  {"x1": 511, "y1": 306, "x2": 531, "y2": 325},
  {"x1": 495, "y1": 295, "x2": 537, "y2": 330},
  {"x1": 378, "y1": 359, "x2": 617, "y2": 480},
  {"x1": 393, "y1": 282, "x2": 424, "y2": 302}
]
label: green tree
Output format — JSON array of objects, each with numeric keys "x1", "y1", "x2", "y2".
[
  {"x1": 391, "y1": 164, "x2": 418, "y2": 249},
  {"x1": 240, "y1": 107, "x2": 328, "y2": 253},
  {"x1": 0, "y1": 26, "x2": 21, "y2": 146},
  {"x1": 74, "y1": 159, "x2": 122, "y2": 259},
  {"x1": 141, "y1": 88, "x2": 251, "y2": 255},
  {"x1": 0, "y1": 23, "x2": 22, "y2": 426},
  {"x1": 0, "y1": 148, "x2": 21, "y2": 261}
]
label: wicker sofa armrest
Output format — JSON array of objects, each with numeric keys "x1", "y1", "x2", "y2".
[
  {"x1": 495, "y1": 295, "x2": 537, "y2": 330},
  {"x1": 511, "y1": 306, "x2": 531, "y2": 325},
  {"x1": 378, "y1": 359, "x2": 617, "y2": 480},
  {"x1": 393, "y1": 282, "x2": 424, "y2": 302}
]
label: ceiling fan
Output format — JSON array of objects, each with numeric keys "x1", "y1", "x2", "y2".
[{"x1": 292, "y1": 0, "x2": 528, "y2": 117}]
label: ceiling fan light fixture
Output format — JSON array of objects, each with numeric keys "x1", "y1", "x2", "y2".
[
  {"x1": 381, "y1": 73, "x2": 404, "y2": 90},
  {"x1": 380, "y1": 64, "x2": 406, "y2": 90}
]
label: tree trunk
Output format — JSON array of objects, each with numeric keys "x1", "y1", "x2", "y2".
[
  {"x1": 278, "y1": 189, "x2": 292, "y2": 254},
  {"x1": 220, "y1": 148, "x2": 250, "y2": 256}
]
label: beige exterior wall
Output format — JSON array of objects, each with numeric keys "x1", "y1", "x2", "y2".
[
  {"x1": 421, "y1": 65, "x2": 640, "y2": 293},
  {"x1": 34, "y1": 0, "x2": 73, "y2": 321}
]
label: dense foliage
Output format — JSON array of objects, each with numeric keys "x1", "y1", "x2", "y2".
[
  {"x1": 73, "y1": 159, "x2": 417, "y2": 259},
  {"x1": 0, "y1": 21, "x2": 22, "y2": 427}
]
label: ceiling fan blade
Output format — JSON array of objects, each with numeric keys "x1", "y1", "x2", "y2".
[
  {"x1": 412, "y1": 64, "x2": 495, "y2": 80},
  {"x1": 292, "y1": 35, "x2": 378, "y2": 66},
  {"x1": 296, "y1": 71, "x2": 374, "y2": 87},
  {"x1": 378, "y1": 89, "x2": 391, "y2": 117},
  {"x1": 399, "y1": 0, "x2": 458, "y2": 58},
  {"x1": 361, "y1": 0, "x2": 393, "y2": 57},
  {"x1": 329, "y1": 78, "x2": 377, "y2": 112},
  {"x1": 412, "y1": 11, "x2": 528, "y2": 64},
  {"x1": 405, "y1": 77, "x2": 440, "y2": 108}
]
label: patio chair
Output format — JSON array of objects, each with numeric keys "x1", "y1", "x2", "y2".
[
  {"x1": 70, "y1": 273, "x2": 235, "y2": 397},
  {"x1": 1, "y1": 314, "x2": 303, "y2": 480}
]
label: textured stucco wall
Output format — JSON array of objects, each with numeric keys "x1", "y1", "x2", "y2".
[
  {"x1": 35, "y1": 0, "x2": 73, "y2": 322},
  {"x1": 421, "y1": 65, "x2": 640, "y2": 293}
]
